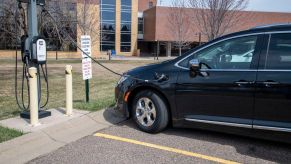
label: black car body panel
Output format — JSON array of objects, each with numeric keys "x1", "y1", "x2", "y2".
[
  {"x1": 115, "y1": 24, "x2": 291, "y2": 143},
  {"x1": 115, "y1": 60, "x2": 180, "y2": 119}
]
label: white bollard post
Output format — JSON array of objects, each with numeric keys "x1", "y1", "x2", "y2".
[
  {"x1": 29, "y1": 67, "x2": 39, "y2": 126},
  {"x1": 66, "y1": 65, "x2": 73, "y2": 116}
]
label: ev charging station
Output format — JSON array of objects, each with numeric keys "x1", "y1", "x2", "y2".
[{"x1": 16, "y1": 0, "x2": 51, "y2": 119}]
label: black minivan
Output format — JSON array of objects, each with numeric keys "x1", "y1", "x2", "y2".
[{"x1": 115, "y1": 24, "x2": 291, "y2": 143}]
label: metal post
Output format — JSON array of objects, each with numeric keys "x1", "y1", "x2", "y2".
[
  {"x1": 28, "y1": 0, "x2": 40, "y2": 110},
  {"x1": 27, "y1": 0, "x2": 38, "y2": 52},
  {"x1": 108, "y1": 50, "x2": 111, "y2": 61},
  {"x1": 85, "y1": 79, "x2": 89, "y2": 102},
  {"x1": 66, "y1": 65, "x2": 73, "y2": 116},
  {"x1": 199, "y1": 33, "x2": 202, "y2": 46},
  {"x1": 29, "y1": 67, "x2": 39, "y2": 126},
  {"x1": 156, "y1": 41, "x2": 159, "y2": 60},
  {"x1": 166, "y1": 42, "x2": 171, "y2": 57}
]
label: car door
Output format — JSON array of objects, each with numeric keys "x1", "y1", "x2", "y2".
[
  {"x1": 254, "y1": 33, "x2": 291, "y2": 133},
  {"x1": 175, "y1": 35, "x2": 262, "y2": 127}
]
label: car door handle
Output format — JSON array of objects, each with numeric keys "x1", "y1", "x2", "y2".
[
  {"x1": 257, "y1": 81, "x2": 280, "y2": 87},
  {"x1": 234, "y1": 81, "x2": 254, "y2": 87}
]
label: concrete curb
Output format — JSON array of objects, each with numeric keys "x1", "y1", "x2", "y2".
[{"x1": 0, "y1": 108, "x2": 126, "y2": 164}]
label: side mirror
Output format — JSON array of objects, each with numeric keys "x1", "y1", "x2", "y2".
[{"x1": 189, "y1": 59, "x2": 200, "y2": 72}]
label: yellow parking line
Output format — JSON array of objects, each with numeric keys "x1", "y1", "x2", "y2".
[{"x1": 94, "y1": 133, "x2": 240, "y2": 164}]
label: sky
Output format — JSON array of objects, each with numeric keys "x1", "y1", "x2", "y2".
[{"x1": 158, "y1": 0, "x2": 291, "y2": 13}]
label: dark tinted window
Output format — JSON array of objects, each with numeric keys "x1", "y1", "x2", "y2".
[
  {"x1": 121, "y1": 0, "x2": 131, "y2": 6},
  {"x1": 100, "y1": 0, "x2": 116, "y2": 51},
  {"x1": 138, "y1": 18, "x2": 143, "y2": 34},
  {"x1": 102, "y1": 0, "x2": 115, "y2": 5},
  {"x1": 121, "y1": 24, "x2": 131, "y2": 32},
  {"x1": 179, "y1": 36, "x2": 257, "y2": 69},
  {"x1": 265, "y1": 33, "x2": 291, "y2": 70},
  {"x1": 121, "y1": 34, "x2": 131, "y2": 43},
  {"x1": 101, "y1": 11, "x2": 115, "y2": 21},
  {"x1": 101, "y1": 23, "x2": 115, "y2": 32},
  {"x1": 102, "y1": 33, "x2": 115, "y2": 42},
  {"x1": 101, "y1": 45, "x2": 115, "y2": 50},
  {"x1": 121, "y1": 12, "x2": 131, "y2": 22},
  {"x1": 120, "y1": 0, "x2": 131, "y2": 52},
  {"x1": 121, "y1": 45, "x2": 131, "y2": 52}
]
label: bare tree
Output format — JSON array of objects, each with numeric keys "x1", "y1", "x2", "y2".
[
  {"x1": 189, "y1": 0, "x2": 249, "y2": 41},
  {"x1": 41, "y1": 0, "x2": 78, "y2": 51},
  {"x1": 41, "y1": 0, "x2": 100, "y2": 52},
  {"x1": 77, "y1": 0, "x2": 100, "y2": 45},
  {"x1": 168, "y1": 0, "x2": 192, "y2": 56},
  {"x1": 0, "y1": 0, "x2": 25, "y2": 49},
  {"x1": 0, "y1": 0, "x2": 79, "y2": 51}
]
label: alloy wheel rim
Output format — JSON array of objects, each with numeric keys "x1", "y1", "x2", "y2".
[{"x1": 136, "y1": 97, "x2": 156, "y2": 127}]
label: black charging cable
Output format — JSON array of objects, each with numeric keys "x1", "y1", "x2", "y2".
[
  {"x1": 40, "y1": 63, "x2": 49, "y2": 109},
  {"x1": 15, "y1": 3, "x2": 30, "y2": 111}
]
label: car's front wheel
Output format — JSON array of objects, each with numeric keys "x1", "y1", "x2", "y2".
[{"x1": 132, "y1": 90, "x2": 169, "y2": 133}]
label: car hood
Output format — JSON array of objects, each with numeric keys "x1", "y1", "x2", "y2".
[{"x1": 126, "y1": 60, "x2": 173, "y2": 76}]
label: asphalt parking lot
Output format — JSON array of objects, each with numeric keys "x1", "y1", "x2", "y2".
[{"x1": 29, "y1": 119, "x2": 291, "y2": 164}]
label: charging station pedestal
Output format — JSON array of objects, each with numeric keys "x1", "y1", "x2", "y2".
[
  {"x1": 17, "y1": 0, "x2": 51, "y2": 120},
  {"x1": 20, "y1": 110, "x2": 51, "y2": 119},
  {"x1": 19, "y1": 37, "x2": 52, "y2": 119}
]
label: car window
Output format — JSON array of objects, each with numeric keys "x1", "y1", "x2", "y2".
[
  {"x1": 265, "y1": 33, "x2": 291, "y2": 70},
  {"x1": 178, "y1": 36, "x2": 257, "y2": 69}
]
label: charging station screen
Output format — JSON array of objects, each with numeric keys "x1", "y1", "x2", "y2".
[{"x1": 36, "y1": 39, "x2": 47, "y2": 62}]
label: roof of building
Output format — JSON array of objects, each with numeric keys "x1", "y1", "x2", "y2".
[{"x1": 142, "y1": 6, "x2": 291, "y2": 42}]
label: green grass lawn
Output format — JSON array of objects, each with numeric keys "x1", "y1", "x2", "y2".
[
  {"x1": 0, "y1": 59, "x2": 157, "y2": 120},
  {"x1": 0, "y1": 126, "x2": 23, "y2": 143},
  {"x1": 0, "y1": 58, "x2": 159, "y2": 143}
]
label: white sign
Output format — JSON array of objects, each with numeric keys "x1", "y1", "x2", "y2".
[
  {"x1": 81, "y1": 35, "x2": 92, "y2": 59},
  {"x1": 81, "y1": 35, "x2": 92, "y2": 80},
  {"x1": 82, "y1": 58, "x2": 92, "y2": 80}
]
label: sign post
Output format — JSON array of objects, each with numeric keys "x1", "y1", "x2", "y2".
[{"x1": 81, "y1": 35, "x2": 92, "y2": 103}]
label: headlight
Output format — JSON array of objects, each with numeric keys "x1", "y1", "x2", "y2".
[{"x1": 117, "y1": 76, "x2": 128, "y2": 85}]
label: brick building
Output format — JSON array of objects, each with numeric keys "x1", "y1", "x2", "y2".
[{"x1": 138, "y1": 6, "x2": 291, "y2": 57}]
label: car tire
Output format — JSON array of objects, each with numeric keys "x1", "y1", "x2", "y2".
[{"x1": 132, "y1": 90, "x2": 169, "y2": 133}]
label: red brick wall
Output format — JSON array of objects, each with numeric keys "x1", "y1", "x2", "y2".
[
  {"x1": 138, "y1": 0, "x2": 157, "y2": 12},
  {"x1": 144, "y1": 6, "x2": 291, "y2": 42}
]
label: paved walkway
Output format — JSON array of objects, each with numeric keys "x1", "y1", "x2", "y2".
[{"x1": 0, "y1": 108, "x2": 126, "y2": 164}]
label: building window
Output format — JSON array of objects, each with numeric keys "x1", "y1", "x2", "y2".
[
  {"x1": 121, "y1": 0, "x2": 131, "y2": 52},
  {"x1": 100, "y1": 0, "x2": 116, "y2": 51},
  {"x1": 121, "y1": 0, "x2": 131, "y2": 6},
  {"x1": 101, "y1": 0, "x2": 116, "y2": 6},
  {"x1": 138, "y1": 17, "x2": 144, "y2": 34},
  {"x1": 121, "y1": 12, "x2": 132, "y2": 22},
  {"x1": 101, "y1": 11, "x2": 115, "y2": 21}
]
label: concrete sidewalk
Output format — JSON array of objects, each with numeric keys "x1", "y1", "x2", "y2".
[{"x1": 0, "y1": 108, "x2": 126, "y2": 164}]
